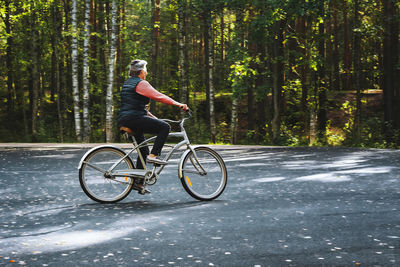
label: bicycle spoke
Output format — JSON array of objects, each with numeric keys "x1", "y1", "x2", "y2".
[
  {"x1": 83, "y1": 161, "x2": 107, "y2": 174},
  {"x1": 182, "y1": 169, "x2": 205, "y2": 175}
]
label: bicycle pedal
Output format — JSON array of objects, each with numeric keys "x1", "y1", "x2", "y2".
[{"x1": 138, "y1": 187, "x2": 151, "y2": 195}]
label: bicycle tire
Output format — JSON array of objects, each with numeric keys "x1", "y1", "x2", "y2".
[
  {"x1": 79, "y1": 146, "x2": 135, "y2": 203},
  {"x1": 180, "y1": 146, "x2": 227, "y2": 201}
]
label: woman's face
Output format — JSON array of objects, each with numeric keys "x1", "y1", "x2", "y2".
[{"x1": 139, "y1": 68, "x2": 148, "y2": 80}]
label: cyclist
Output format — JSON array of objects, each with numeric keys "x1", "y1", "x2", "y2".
[{"x1": 118, "y1": 59, "x2": 189, "y2": 167}]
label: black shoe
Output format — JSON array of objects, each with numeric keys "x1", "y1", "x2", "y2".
[{"x1": 146, "y1": 155, "x2": 168, "y2": 165}]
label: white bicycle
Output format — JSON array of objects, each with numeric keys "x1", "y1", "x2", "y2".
[{"x1": 78, "y1": 112, "x2": 228, "y2": 203}]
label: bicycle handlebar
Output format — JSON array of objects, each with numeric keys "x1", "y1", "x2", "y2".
[{"x1": 160, "y1": 110, "x2": 192, "y2": 124}]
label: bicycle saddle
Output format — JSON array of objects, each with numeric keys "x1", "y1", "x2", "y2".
[{"x1": 119, "y1": 126, "x2": 134, "y2": 135}]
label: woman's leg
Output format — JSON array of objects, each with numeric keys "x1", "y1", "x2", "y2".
[
  {"x1": 135, "y1": 116, "x2": 170, "y2": 156},
  {"x1": 133, "y1": 133, "x2": 149, "y2": 169},
  {"x1": 120, "y1": 115, "x2": 170, "y2": 165}
]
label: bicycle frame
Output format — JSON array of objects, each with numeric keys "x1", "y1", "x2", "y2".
[{"x1": 107, "y1": 115, "x2": 206, "y2": 180}]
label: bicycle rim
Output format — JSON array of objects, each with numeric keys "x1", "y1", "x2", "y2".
[
  {"x1": 79, "y1": 147, "x2": 134, "y2": 203},
  {"x1": 181, "y1": 147, "x2": 227, "y2": 200}
]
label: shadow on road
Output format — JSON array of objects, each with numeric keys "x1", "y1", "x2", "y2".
[{"x1": 76, "y1": 199, "x2": 226, "y2": 214}]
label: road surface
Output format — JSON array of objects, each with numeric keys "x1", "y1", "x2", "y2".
[{"x1": 0, "y1": 145, "x2": 399, "y2": 266}]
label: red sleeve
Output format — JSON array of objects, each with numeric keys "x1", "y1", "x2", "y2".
[{"x1": 136, "y1": 81, "x2": 179, "y2": 106}]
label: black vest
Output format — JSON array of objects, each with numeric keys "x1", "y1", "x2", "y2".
[{"x1": 118, "y1": 76, "x2": 150, "y2": 123}]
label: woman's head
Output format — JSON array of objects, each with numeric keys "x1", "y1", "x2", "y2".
[{"x1": 129, "y1": 59, "x2": 148, "y2": 78}]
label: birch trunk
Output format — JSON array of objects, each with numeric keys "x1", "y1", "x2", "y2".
[
  {"x1": 203, "y1": 0, "x2": 216, "y2": 143},
  {"x1": 230, "y1": 97, "x2": 239, "y2": 144},
  {"x1": 230, "y1": 9, "x2": 244, "y2": 145},
  {"x1": 82, "y1": 0, "x2": 91, "y2": 142},
  {"x1": 178, "y1": 0, "x2": 188, "y2": 107},
  {"x1": 105, "y1": 0, "x2": 118, "y2": 143},
  {"x1": 309, "y1": 109, "x2": 317, "y2": 145},
  {"x1": 71, "y1": 0, "x2": 81, "y2": 141}
]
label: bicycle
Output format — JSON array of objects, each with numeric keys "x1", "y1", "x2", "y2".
[{"x1": 78, "y1": 112, "x2": 228, "y2": 203}]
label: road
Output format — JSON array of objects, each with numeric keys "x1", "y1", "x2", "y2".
[{"x1": 0, "y1": 145, "x2": 399, "y2": 266}]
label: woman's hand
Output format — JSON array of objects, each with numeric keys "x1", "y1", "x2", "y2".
[{"x1": 179, "y1": 104, "x2": 189, "y2": 112}]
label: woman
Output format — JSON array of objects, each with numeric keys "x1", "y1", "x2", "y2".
[{"x1": 118, "y1": 59, "x2": 189, "y2": 167}]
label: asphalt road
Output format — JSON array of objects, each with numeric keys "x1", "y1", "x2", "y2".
[{"x1": 0, "y1": 145, "x2": 399, "y2": 267}]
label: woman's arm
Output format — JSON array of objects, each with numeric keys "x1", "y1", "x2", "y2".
[{"x1": 136, "y1": 80, "x2": 180, "y2": 106}]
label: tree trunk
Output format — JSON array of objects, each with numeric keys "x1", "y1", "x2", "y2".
[
  {"x1": 71, "y1": 0, "x2": 82, "y2": 141},
  {"x1": 317, "y1": 2, "x2": 327, "y2": 144},
  {"x1": 309, "y1": 108, "x2": 317, "y2": 144},
  {"x1": 230, "y1": 9, "x2": 244, "y2": 145},
  {"x1": 382, "y1": 0, "x2": 399, "y2": 141},
  {"x1": 30, "y1": 1, "x2": 39, "y2": 141},
  {"x1": 332, "y1": 0, "x2": 340, "y2": 91},
  {"x1": 61, "y1": 0, "x2": 71, "y2": 138},
  {"x1": 230, "y1": 97, "x2": 239, "y2": 144},
  {"x1": 82, "y1": 0, "x2": 91, "y2": 142},
  {"x1": 297, "y1": 15, "x2": 309, "y2": 141},
  {"x1": 150, "y1": 0, "x2": 161, "y2": 112},
  {"x1": 51, "y1": 0, "x2": 64, "y2": 142},
  {"x1": 178, "y1": 0, "x2": 189, "y2": 107},
  {"x1": 343, "y1": 1, "x2": 351, "y2": 92},
  {"x1": 353, "y1": 0, "x2": 362, "y2": 142},
  {"x1": 203, "y1": 0, "x2": 216, "y2": 143},
  {"x1": 5, "y1": 0, "x2": 14, "y2": 121},
  {"x1": 105, "y1": 0, "x2": 118, "y2": 142},
  {"x1": 220, "y1": 10, "x2": 225, "y2": 62},
  {"x1": 272, "y1": 20, "x2": 285, "y2": 144},
  {"x1": 247, "y1": 9, "x2": 256, "y2": 131}
]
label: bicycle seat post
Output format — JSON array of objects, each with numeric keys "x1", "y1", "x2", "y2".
[
  {"x1": 121, "y1": 128, "x2": 147, "y2": 170},
  {"x1": 131, "y1": 135, "x2": 147, "y2": 170}
]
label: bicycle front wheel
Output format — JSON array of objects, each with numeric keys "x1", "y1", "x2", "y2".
[
  {"x1": 180, "y1": 146, "x2": 227, "y2": 201},
  {"x1": 79, "y1": 146, "x2": 135, "y2": 203}
]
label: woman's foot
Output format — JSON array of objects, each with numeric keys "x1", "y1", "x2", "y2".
[
  {"x1": 133, "y1": 183, "x2": 151, "y2": 195},
  {"x1": 146, "y1": 155, "x2": 168, "y2": 165}
]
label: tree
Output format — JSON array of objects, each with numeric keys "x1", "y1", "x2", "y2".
[
  {"x1": 229, "y1": 7, "x2": 246, "y2": 144},
  {"x1": 203, "y1": 0, "x2": 216, "y2": 143},
  {"x1": 71, "y1": 0, "x2": 81, "y2": 141},
  {"x1": 353, "y1": 0, "x2": 362, "y2": 142},
  {"x1": 30, "y1": 0, "x2": 40, "y2": 141},
  {"x1": 51, "y1": 0, "x2": 64, "y2": 142},
  {"x1": 105, "y1": 0, "x2": 118, "y2": 142},
  {"x1": 178, "y1": 0, "x2": 189, "y2": 107},
  {"x1": 317, "y1": 0, "x2": 327, "y2": 144},
  {"x1": 343, "y1": 0, "x2": 352, "y2": 92},
  {"x1": 4, "y1": 0, "x2": 14, "y2": 123},
  {"x1": 382, "y1": 0, "x2": 399, "y2": 142},
  {"x1": 271, "y1": 20, "x2": 285, "y2": 144},
  {"x1": 82, "y1": 0, "x2": 91, "y2": 142}
]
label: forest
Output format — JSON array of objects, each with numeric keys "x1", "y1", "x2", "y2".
[{"x1": 0, "y1": 0, "x2": 399, "y2": 147}]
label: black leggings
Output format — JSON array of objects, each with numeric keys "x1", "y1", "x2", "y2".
[{"x1": 120, "y1": 115, "x2": 170, "y2": 169}]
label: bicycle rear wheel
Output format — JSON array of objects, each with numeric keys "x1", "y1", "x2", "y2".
[
  {"x1": 79, "y1": 146, "x2": 135, "y2": 203},
  {"x1": 180, "y1": 146, "x2": 227, "y2": 201}
]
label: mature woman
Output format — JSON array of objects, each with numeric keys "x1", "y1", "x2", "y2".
[{"x1": 118, "y1": 59, "x2": 188, "y2": 167}]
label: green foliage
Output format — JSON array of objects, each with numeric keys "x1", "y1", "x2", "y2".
[
  {"x1": 0, "y1": 0, "x2": 399, "y2": 148},
  {"x1": 228, "y1": 55, "x2": 257, "y2": 98}
]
